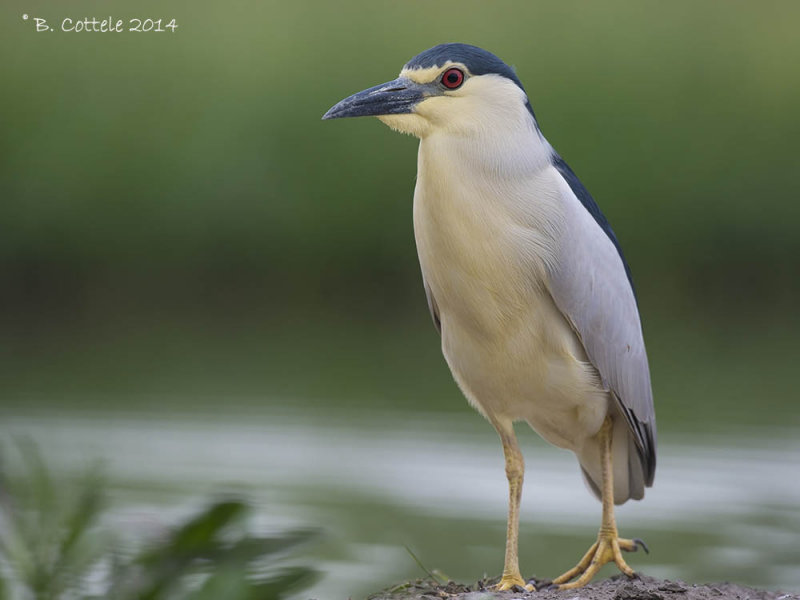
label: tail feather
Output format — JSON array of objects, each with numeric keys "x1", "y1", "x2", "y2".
[{"x1": 577, "y1": 410, "x2": 647, "y2": 505}]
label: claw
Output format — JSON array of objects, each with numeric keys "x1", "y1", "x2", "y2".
[{"x1": 633, "y1": 538, "x2": 650, "y2": 554}]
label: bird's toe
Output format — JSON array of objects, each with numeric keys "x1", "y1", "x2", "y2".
[{"x1": 496, "y1": 574, "x2": 534, "y2": 592}]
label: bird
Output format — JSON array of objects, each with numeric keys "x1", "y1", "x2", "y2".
[{"x1": 322, "y1": 43, "x2": 656, "y2": 591}]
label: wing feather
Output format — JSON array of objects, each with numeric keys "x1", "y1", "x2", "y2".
[{"x1": 548, "y1": 158, "x2": 656, "y2": 486}]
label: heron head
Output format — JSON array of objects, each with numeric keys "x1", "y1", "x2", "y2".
[{"x1": 322, "y1": 43, "x2": 535, "y2": 138}]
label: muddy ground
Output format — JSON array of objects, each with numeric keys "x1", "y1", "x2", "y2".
[{"x1": 366, "y1": 575, "x2": 798, "y2": 600}]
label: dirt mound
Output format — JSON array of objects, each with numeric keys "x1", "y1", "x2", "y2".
[{"x1": 367, "y1": 575, "x2": 797, "y2": 600}]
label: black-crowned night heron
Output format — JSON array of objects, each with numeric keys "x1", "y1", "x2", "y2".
[{"x1": 323, "y1": 43, "x2": 656, "y2": 591}]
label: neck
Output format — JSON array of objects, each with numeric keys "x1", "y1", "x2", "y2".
[{"x1": 420, "y1": 111, "x2": 553, "y2": 180}]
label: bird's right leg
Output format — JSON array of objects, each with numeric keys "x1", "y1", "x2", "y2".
[
  {"x1": 552, "y1": 416, "x2": 645, "y2": 589},
  {"x1": 495, "y1": 422, "x2": 534, "y2": 591}
]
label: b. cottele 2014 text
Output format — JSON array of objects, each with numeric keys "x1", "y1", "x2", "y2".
[{"x1": 29, "y1": 17, "x2": 179, "y2": 33}]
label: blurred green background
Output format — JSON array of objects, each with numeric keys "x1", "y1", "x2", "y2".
[{"x1": 1, "y1": 1, "x2": 799, "y2": 597}]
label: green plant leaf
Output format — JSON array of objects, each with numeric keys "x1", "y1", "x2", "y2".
[
  {"x1": 202, "y1": 529, "x2": 319, "y2": 566},
  {"x1": 138, "y1": 500, "x2": 247, "y2": 567}
]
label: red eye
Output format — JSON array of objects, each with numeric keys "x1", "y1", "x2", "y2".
[{"x1": 441, "y1": 68, "x2": 464, "y2": 89}]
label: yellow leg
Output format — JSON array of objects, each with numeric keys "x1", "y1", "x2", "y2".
[
  {"x1": 495, "y1": 424, "x2": 534, "y2": 592},
  {"x1": 552, "y1": 416, "x2": 647, "y2": 589}
]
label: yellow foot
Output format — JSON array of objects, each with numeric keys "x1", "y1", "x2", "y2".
[
  {"x1": 496, "y1": 573, "x2": 535, "y2": 592},
  {"x1": 553, "y1": 535, "x2": 647, "y2": 590}
]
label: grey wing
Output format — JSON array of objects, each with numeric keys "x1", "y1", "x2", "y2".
[{"x1": 548, "y1": 166, "x2": 656, "y2": 487}]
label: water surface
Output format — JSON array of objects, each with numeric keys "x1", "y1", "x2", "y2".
[{"x1": 3, "y1": 405, "x2": 798, "y2": 598}]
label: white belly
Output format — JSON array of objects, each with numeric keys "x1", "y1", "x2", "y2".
[{"x1": 413, "y1": 148, "x2": 609, "y2": 451}]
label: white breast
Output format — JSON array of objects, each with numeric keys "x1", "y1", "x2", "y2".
[{"x1": 413, "y1": 131, "x2": 610, "y2": 449}]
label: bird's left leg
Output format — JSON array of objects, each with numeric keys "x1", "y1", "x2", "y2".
[
  {"x1": 552, "y1": 416, "x2": 645, "y2": 589},
  {"x1": 494, "y1": 422, "x2": 534, "y2": 592}
]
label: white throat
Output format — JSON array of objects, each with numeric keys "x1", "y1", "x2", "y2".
[{"x1": 411, "y1": 92, "x2": 567, "y2": 335}]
